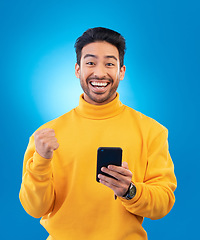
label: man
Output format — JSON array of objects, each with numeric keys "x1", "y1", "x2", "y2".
[{"x1": 19, "y1": 27, "x2": 177, "y2": 240}]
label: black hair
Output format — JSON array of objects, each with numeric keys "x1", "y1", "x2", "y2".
[{"x1": 74, "y1": 27, "x2": 126, "y2": 68}]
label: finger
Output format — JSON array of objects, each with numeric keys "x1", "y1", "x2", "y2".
[
  {"x1": 100, "y1": 179, "x2": 120, "y2": 190},
  {"x1": 107, "y1": 165, "x2": 132, "y2": 177},
  {"x1": 101, "y1": 167, "x2": 121, "y2": 181},
  {"x1": 43, "y1": 129, "x2": 55, "y2": 137},
  {"x1": 53, "y1": 142, "x2": 59, "y2": 150},
  {"x1": 40, "y1": 128, "x2": 54, "y2": 133},
  {"x1": 98, "y1": 174, "x2": 122, "y2": 187},
  {"x1": 35, "y1": 128, "x2": 55, "y2": 137},
  {"x1": 99, "y1": 177, "x2": 128, "y2": 197},
  {"x1": 46, "y1": 139, "x2": 59, "y2": 150},
  {"x1": 122, "y1": 161, "x2": 129, "y2": 169},
  {"x1": 101, "y1": 167, "x2": 131, "y2": 183}
]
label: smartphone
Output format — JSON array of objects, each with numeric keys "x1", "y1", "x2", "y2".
[{"x1": 96, "y1": 147, "x2": 122, "y2": 182}]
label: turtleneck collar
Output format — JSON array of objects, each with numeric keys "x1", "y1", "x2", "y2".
[{"x1": 75, "y1": 93, "x2": 125, "y2": 120}]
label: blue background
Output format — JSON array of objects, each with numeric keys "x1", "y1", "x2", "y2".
[{"x1": 0, "y1": 0, "x2": 199, "y2": 239}]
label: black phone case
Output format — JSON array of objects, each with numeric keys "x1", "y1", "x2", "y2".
[{"x1": 96, "y1": 147, "x2": 122, "y2": 182}]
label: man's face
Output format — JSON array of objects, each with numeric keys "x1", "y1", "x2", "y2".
[{"x1": 75, "y1": 41, "x2": 126, "y2": 105}]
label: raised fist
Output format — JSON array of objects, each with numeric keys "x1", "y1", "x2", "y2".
[{"x1": 34, "y1": 128, "x2": 59, "y2": 159}]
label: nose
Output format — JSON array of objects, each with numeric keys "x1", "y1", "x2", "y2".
[{"x1": 93, "y1": 64, "x2": 106, "y2": 79}]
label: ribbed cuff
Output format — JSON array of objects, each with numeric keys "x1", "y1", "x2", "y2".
[{"x1": 26, "y1": 151, "x2": 52, "y2": 175}]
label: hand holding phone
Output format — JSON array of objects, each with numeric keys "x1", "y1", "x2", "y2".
[{"x1": 96, "y1": 147, "x2": 122, "y2": 182}]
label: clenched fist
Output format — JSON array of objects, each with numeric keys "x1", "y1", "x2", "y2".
[{"x1": 34, "y1": 128, "x2": 59, "y2": 159}]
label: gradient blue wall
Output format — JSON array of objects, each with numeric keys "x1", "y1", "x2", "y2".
[{"x1": 1, "y1": 0, "x2": 199, "y2": 239}]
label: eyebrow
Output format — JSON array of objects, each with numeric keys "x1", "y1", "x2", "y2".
[
  {"x1": 105, "y1": 55, "x2": 117, "y2": 61},
  {"x1": 83, "y1": 54, "x2": 97, "y2": 59},
  {"x1": 83, "y1": 54, "x2": 117, "y2": 61}
]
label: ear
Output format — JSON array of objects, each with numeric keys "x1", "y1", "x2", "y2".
[
  {"x1": 119, "y1": 65, "x2": 126, "y2": 80},
  {"x1": 75, "y1": 63, "x2": 80, "y2": 78}
]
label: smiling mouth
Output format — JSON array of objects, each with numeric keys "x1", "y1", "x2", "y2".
[{"x1": 90, "y1": 81, "x2": 110, "y2": 88}]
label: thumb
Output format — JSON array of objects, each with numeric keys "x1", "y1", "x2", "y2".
[{"x1": 122, "y1": 161, "x2": 129, "y2": 169}]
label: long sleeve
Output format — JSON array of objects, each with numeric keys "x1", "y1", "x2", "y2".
[
  {"x1": 120, "y1": 128, "x2": 177, "y2": 220},
  {"x1": 19, "y1": 97, "x2": 177, "y2": 239},
  {"x1": 19, "y1": 135, "x2": 55, "y2": 218}
]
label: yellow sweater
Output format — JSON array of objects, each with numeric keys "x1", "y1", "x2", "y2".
[{"x1": 19, "y1": 93, "x2": 177, "y2": 240}]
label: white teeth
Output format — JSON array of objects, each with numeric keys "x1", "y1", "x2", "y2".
[{"x1": 91, "y1": 82, "x2": 108, "y2": 87}]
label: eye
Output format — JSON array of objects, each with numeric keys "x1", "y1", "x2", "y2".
[
  {"x1": 106, "y1": 63, "x2": 115, "y2": 67},
  {"x1": 86, "y1": 62, "x2": 95, "y2": 66}
]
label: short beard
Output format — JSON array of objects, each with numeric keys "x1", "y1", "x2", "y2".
[{"x1": 79, "y1": 75, "x2": 119, "y2": 104}]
